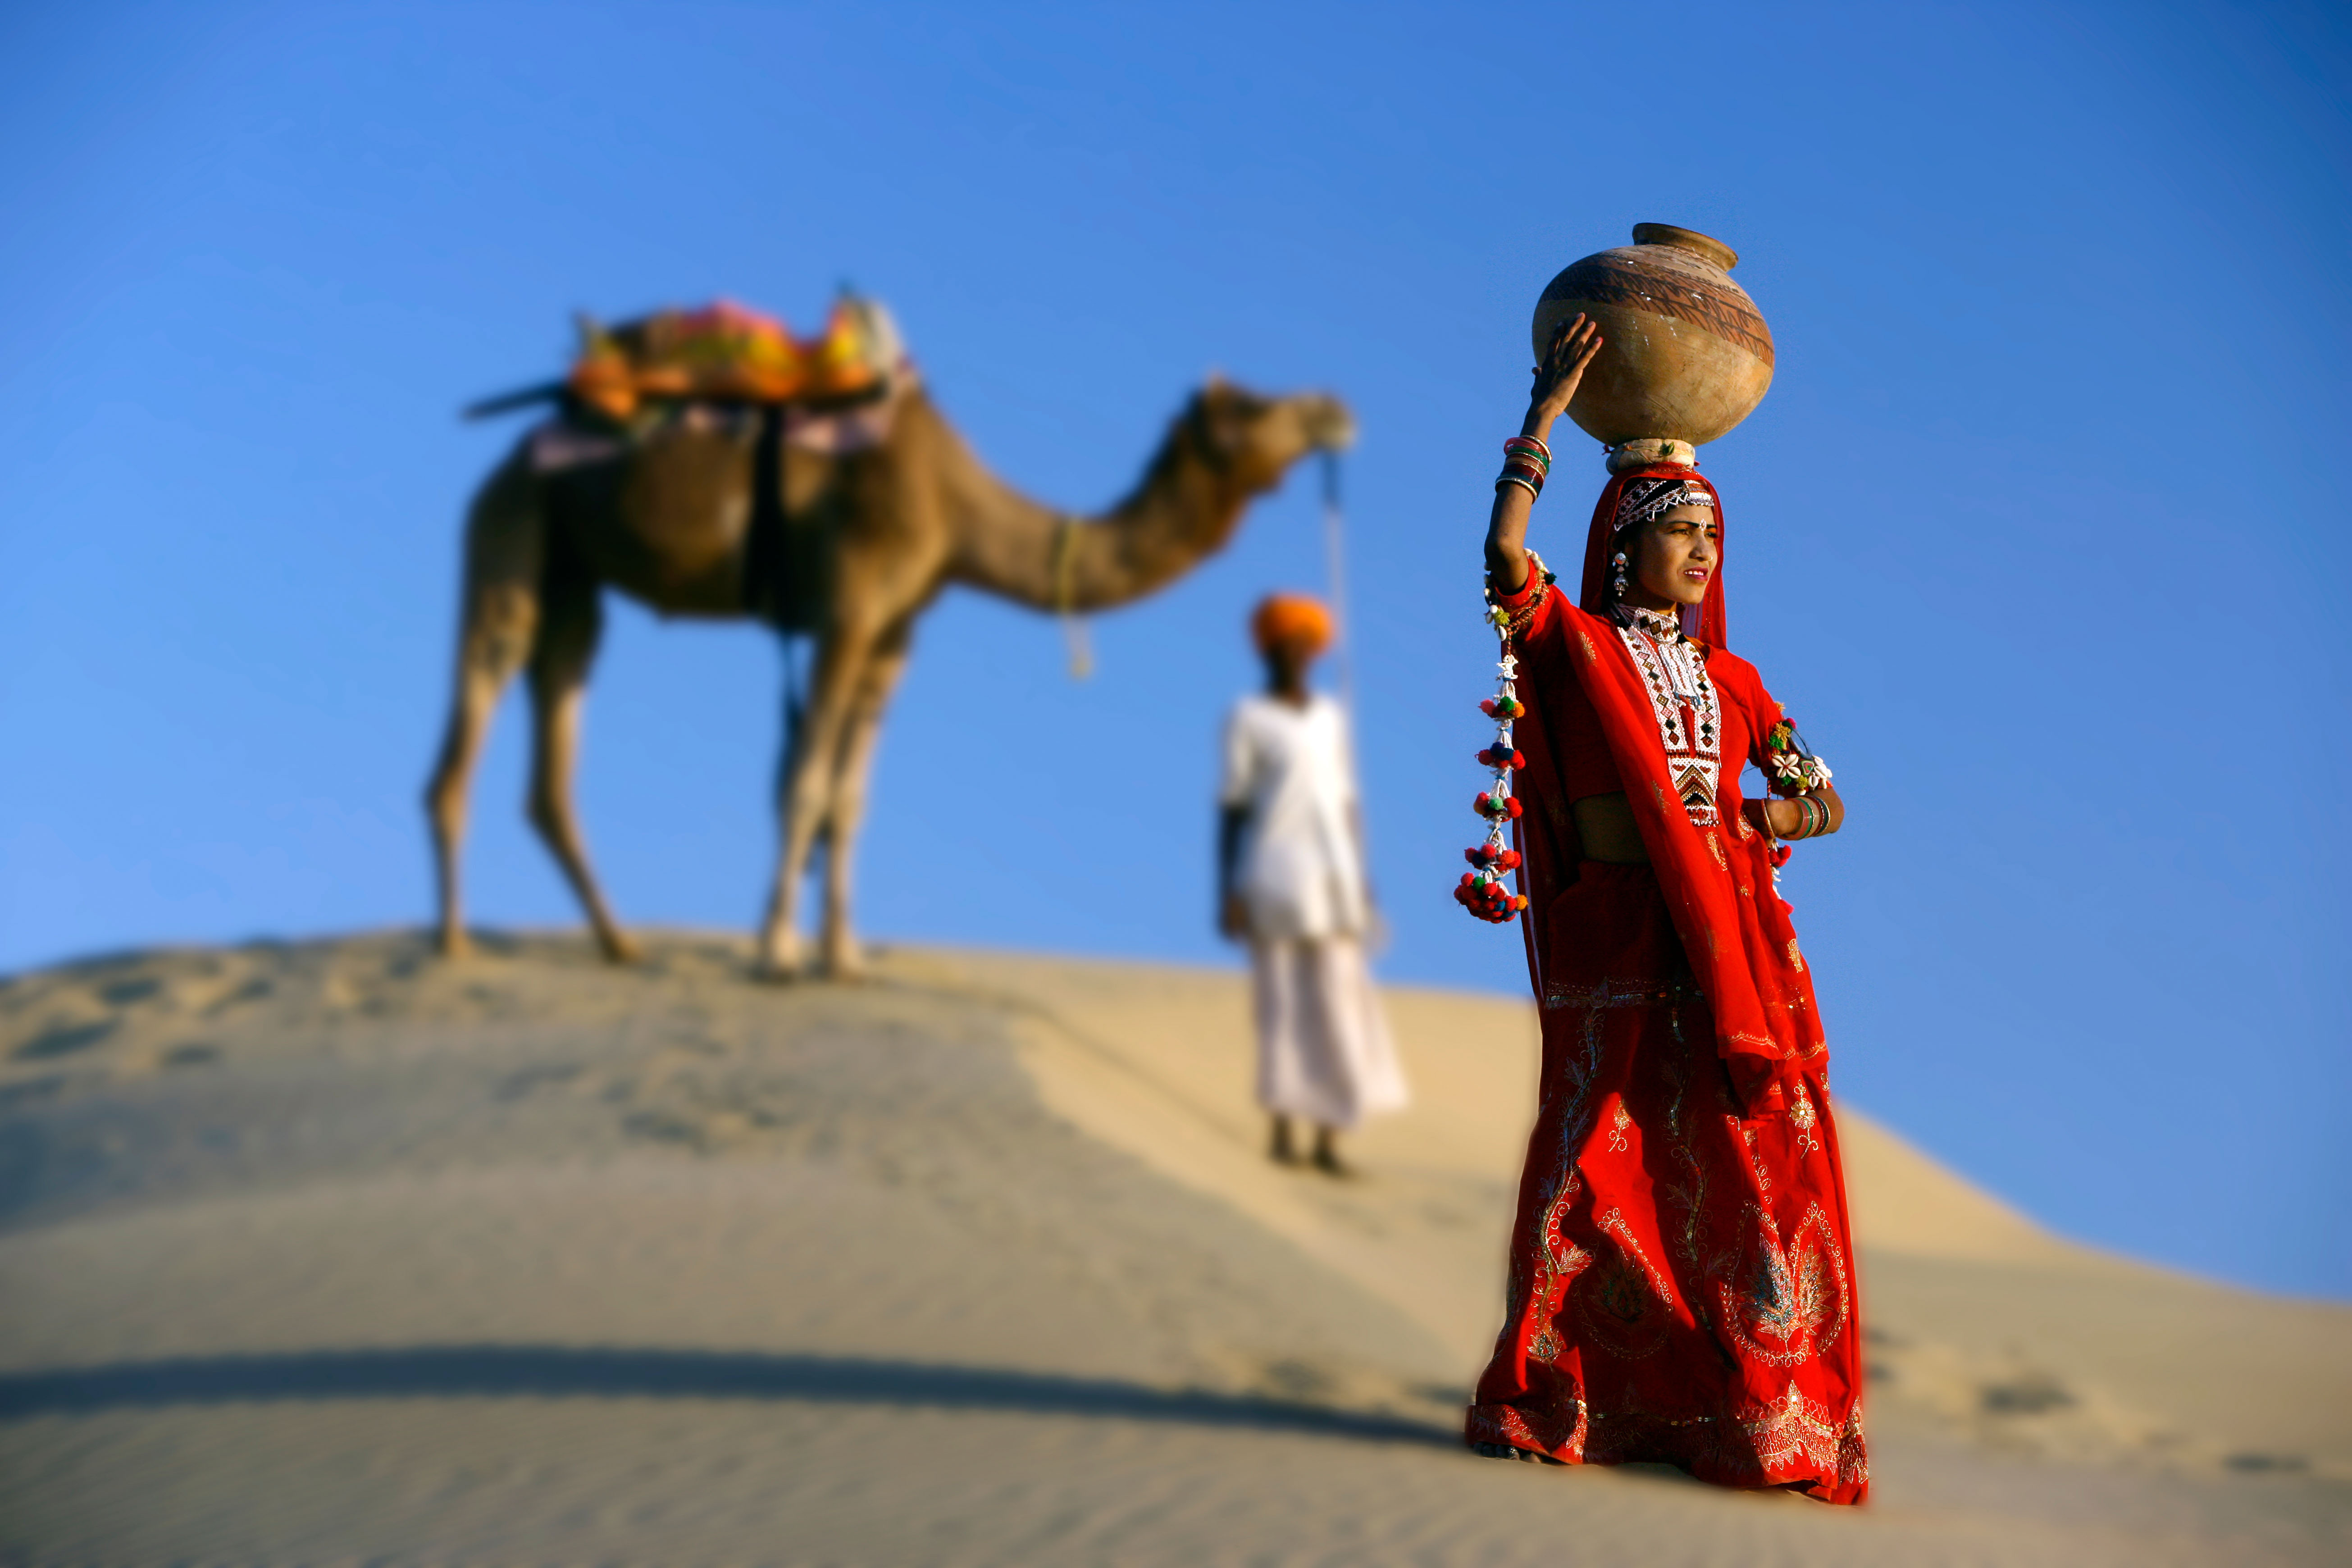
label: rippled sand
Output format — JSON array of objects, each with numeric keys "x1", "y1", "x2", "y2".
[{"x1": 1, "y1": 931, "x2": 2343, "y2": 1565}]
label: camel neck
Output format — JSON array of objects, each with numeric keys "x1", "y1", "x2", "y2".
[{"x1": 935, "y1": 394, "x2": 1248, "y2": 615}]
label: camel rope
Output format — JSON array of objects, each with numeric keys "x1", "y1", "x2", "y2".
[
  {"x1": 1321, "y1": 451, "x2": 1354, "y2": 717},
  {"x1": 1052, "y1": 515, "x2": 1094, "y2": 680},
  {"x1": 1322, "y1": 449, "x2": 1382, "y2": 948}
]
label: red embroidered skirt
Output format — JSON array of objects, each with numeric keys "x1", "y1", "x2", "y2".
[{"x1": 1466, "y1": 861, "x2": 1870, "y2": 1504}]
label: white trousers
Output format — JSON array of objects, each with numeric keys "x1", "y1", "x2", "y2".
[{"x1": 1249, "y1": 935, "x2": 1408, "y2": 1130}]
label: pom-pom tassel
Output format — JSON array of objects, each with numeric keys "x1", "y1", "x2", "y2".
[{"x1": 1457, "y1": 603, "x2": 1531, "y2": 923}]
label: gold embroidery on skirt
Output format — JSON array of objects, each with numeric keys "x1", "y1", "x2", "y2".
[
  {"x1": 1575, "y1": 1208, "x2": 1679, "y2": 1361},
  {"x1": 1714, "y1": 1202, "x2": 1850, "y2": 1368},
  {"x1": 1736, "y1": 1383, "x2": 1854, "y2": 1480}
]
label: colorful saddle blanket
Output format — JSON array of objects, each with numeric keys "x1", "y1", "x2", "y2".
[{"x1": 565, "y1": 296, "x2": 907, "y2": 422}]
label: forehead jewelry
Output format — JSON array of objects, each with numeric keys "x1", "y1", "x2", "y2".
[{"x1": 1612, "y1": 478, "x2": 1715, "y2": 535}]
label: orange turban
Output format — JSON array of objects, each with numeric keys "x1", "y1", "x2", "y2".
[{"x1": 1250, "y1": 593, "x2": 1333, "y2": 655}]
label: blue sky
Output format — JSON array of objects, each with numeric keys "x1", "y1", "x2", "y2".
[{"x1": 1, "y1": 1, "x2": 2345, "y2": 1296}]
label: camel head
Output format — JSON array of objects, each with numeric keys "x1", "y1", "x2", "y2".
[{"x1": 1188, "y1": 377, "x2": 1356, "y2": 497}]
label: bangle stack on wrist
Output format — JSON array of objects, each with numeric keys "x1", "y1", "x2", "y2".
[
  {"x1": 1496, "y1": 435, "x2": 1552, "y2": 499},
  {"x1": 1786, "y1": 793, "x2": 1829, "y2": 839}
]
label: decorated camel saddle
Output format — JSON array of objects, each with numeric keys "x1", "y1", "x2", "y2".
[
  {"x1": 566, "y1": 296, "x2": 907, "y2": 419},
  {"x1": 465, "y1": 293, "x2": 917, "y2": 472}
]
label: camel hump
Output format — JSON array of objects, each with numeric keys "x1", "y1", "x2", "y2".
[{"x1": 566, "y1": 294, "x2": 911, "y2": 422}]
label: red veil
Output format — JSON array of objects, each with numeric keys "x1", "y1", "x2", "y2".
[
  {"x1": 1513, "y1": 462, "x2": 1821, "y2": 1117},
  {"x1": 1573, "y1": 462, "x2": 1728, "y2": 643}
]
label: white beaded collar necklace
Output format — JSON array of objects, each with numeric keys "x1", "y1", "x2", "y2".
[
  {"x1": 1622, "y1": 603, "x2": 1687, "y2": 643},
  {"x1": 1614, "y1": 600, "x2": 1721, "y2": 827}
]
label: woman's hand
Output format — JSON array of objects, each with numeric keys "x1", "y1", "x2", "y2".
[
  {"x1": 1527, "y1": 313, "x2": 1604, "y2": 434},
  {"x1": 1485, "y1": 315, "x2": 1604, "y2": 593}
]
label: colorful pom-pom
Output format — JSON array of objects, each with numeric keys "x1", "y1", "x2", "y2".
[{"x1": 1459, "y1": 653, "x2": 1532, "y2": 921}]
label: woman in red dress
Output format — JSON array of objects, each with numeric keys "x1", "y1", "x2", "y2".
[{"x1": 1459, "y1": 316, "x2": 1868, "y2": 1504}]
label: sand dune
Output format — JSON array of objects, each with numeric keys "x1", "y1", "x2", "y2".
[{"x1": 0, "y1": 930, "x2": 2344, "y2": 1565}]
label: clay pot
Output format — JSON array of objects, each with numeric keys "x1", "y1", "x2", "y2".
[{"x1": 1531, "y1": 224, "x2": 1773, "y2": 469}]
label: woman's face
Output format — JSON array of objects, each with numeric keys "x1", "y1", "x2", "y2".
[{"x1": 1630, "y1": 504, "x2": 1719, "y2": 609}]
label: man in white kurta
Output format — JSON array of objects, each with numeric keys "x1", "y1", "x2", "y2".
[{"x1": 1218, "y1": 594, "x2": 1408, "y2": 1173}]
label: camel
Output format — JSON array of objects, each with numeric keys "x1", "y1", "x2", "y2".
[{"x1": 425, "y1": 377, "x2": 1354, "y2": 977}]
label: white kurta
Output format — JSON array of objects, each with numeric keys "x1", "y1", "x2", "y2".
[
  {"x1": 1220, "y1": 694, "x2": 1367, "y2": 940},
  {"x1": 1220, "y1": 693, "x2": 1408, "y2": 1129}
]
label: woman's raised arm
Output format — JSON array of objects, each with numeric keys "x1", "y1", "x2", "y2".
[{"x1": 1484, "y1": 314, "x2": 1603, "y2": 593}]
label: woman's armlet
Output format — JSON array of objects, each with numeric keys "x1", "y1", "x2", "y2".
[{"x1": 1487, "y1": 550, "x2": 1563, "y2": 643}]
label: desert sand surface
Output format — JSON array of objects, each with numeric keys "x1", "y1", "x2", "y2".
[{"x1": 1, "y1": 930, "x2": 2344, "y2": 1566}]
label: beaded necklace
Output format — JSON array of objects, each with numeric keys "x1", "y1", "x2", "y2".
[{"x1": 1616, "y1": 604, "x2": 1721, "y2": 827}]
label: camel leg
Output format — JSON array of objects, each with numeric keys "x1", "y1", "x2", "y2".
[
  {"x1": 524, "y1": 582, "x2": 638, "y2": 964},
  {"x1": 815, "y1": 618, "x2": 915, "y2": 979},
  {"x1": 424, "y1": 472, "x2": 543, "y2": 960},
  {"x1": 758, "y1": 620, "x2": 881, "y2": 978}
]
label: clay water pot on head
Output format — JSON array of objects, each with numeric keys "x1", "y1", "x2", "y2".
[{"x1": 1532, "y1": 223, "x2": 1773, "y2": 472}]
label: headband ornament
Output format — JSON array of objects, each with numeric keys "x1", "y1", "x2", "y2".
[{"x1": 1612, "y1": 477, "x2": 1715, "y2": 534}]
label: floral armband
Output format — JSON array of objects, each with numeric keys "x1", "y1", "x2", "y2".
[
  {"x1": 1762, "y1": 718, "x2": 1832, "y2": 797},
  {"x1": 1482, "y1": 552, "x2": 1555, "y2": 641}
]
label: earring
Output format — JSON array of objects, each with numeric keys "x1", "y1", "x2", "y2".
[{"x1": 1611, "y1": 551, "x2": 1628, "y2": 599}]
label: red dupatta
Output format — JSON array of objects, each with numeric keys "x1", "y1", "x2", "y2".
[
  {"x1": 1574, "y1": 463, "x2": 1728, "y2": 644},
  {"x1": 1516, "y1": 463, "x2": 1820, "y2": 1116}
]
